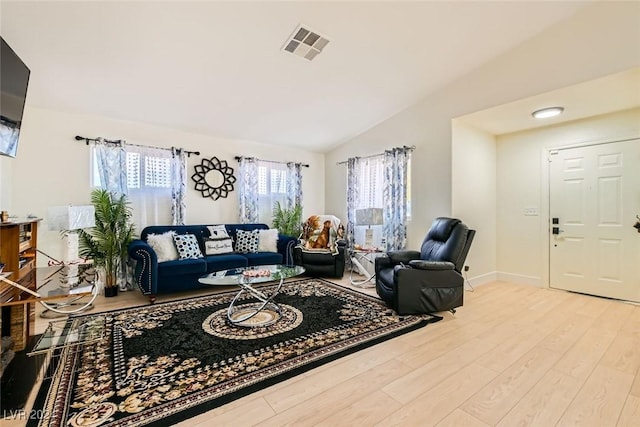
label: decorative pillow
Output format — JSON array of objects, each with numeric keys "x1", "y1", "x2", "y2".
[
  {"x1": 207, "y1": 225, "x2": 230, "y2": 239},
  {"x1": 146, "y1": 231, "x2": 179, "y2": 263},
  {"x1": 235, "y1": 229, "x2": 259, "y2": 254},
  {"x1": 173, "y1": 233, "x2": 204, "y2": 259},
  {"x1": 258, "y1": 229, "x2": 279, "y2": 252},
  {"x1": 203, "y1": 237, "x2": 234, "y2": 255}
]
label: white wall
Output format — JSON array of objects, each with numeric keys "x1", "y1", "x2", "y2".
[
  {"x1": 4, "y1": 106, "x2": 325, "y2": 264},
  {"x1": 496, "y1": 107, "x2": 640, "y2": 286},
  {"x1": 0, "y1": 155, "x2": 12, "y2": 210},
  {"x1": 452, "y1": 120, "x2": 496, "y2": 284},
  {"x1": 325, "y1": 2, "x2": 640, "y2": 269}
]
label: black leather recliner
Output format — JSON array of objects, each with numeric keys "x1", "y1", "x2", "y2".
[
  {"x1": 293, "y1": 241, "x2": 347, "y2": 278},
  {"x1": 375, "y1": 217, "x2": 475, "y2": 315}
]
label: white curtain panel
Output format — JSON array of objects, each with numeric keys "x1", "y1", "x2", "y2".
[
  {"x1": 94, "y1": 140, "x2": 127, "y2": 196},
  {"x1": 237, "y1": 157, "x2": 259, "y2": 223},
  {"x1": 171, "y1": 147, "x2": 187, "y2": 225},
  {"x1": 383, "y1": 147, "x2": 411, "y2": 251}
]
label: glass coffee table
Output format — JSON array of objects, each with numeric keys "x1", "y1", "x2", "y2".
[
  {"x1": 199, "y1": 264, "x2": 305, "y2": 327},
  {"x1": 28, "y1": 315, "x2": 106, "y2": 379}
]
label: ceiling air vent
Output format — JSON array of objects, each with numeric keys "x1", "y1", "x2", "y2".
[{"x1": 282, "y1": 24, "x2": 329, "y2": 61}]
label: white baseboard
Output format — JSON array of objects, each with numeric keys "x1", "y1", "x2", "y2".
[
  {"x1": 496, "y1": 271, "x2": 543, "y2": 287},
  {"x1": 465, "y1": 271, "x2": 497, "y2": 288}
]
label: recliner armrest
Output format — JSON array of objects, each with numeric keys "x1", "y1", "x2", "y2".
[
  {"x1": 387, "y1": 250, "x2": 421, "y2": 264},
  {"x1": 408, "y1": 260, "x2": 455, "y2": 271}
]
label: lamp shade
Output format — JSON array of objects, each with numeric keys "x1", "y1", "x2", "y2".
[
  {"x1": 48, "y1": 205, "x2": 96, "y2": 231},
  {"x1": 355, "y1": 208, "x2": 383, "y2": 226}
]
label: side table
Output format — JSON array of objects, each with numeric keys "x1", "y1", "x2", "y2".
[
  {"x1": 349, "y1": 249, "x2": 384, "y2": 287},
  {"x1": 0, "y1": 264, "x2": 97, "y2": 318},
  {"x1": 37, "y1": 263, "x2": 98, "y2": 318}
]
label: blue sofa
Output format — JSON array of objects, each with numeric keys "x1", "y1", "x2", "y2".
[{"x1": 128, "y1": 223, "x2": 297, "y2": 303}]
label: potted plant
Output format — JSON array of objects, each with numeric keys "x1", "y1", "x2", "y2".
[
  {"x1": 78, "y1": 189, "x2": 135, "y2": 297},
  {"x1": 272, "y1": 202, "x2": 302, "y2": 237}
]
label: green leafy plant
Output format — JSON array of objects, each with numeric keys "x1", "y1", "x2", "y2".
[
  {"x1": 272, "y1": 202, "x2": 302, "y2": 237},
  {"x1": 78, "y1": 189, "x2": 135, "y2": 289}
]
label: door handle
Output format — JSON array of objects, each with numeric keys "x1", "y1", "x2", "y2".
[{"x1": 552, "y1": 227, "x2": 564, "y2": 235}]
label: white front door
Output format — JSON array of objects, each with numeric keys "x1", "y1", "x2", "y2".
[{"x1": 549, "y1": 139, "x2": 640, "y2": 302}]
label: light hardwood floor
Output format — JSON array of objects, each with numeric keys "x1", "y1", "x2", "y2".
[{"x1": 7, "y1": 279, "x2": 640, "y2": 426}]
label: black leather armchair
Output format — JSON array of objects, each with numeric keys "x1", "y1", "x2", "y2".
[
  {"x1": 293, "y1": 215, "x2": 347, "y2": 278},
  {"x1": 293, "y1": 240, "x2": 347, "y2": 278},
  {"x1": 375, "y1": 217, "x2": 475, "y2": 315}
]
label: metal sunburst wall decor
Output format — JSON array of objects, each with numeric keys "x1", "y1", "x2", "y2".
[{"x1": 191, "y1": 157, "x2": 236, "y2": 200}]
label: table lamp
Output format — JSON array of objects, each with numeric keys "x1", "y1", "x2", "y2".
[
  {"x1": 48, "y1": 205, "x2": 96, "y2": 263},
  {"x1": 355, "y1": 208, "x2": 383, "y2": 248}
]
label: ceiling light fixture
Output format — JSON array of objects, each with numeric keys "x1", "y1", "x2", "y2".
[{"x1": 532, "y1": 107, "x2": 564, "y2": 119}]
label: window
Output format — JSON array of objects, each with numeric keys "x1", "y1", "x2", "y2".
[
  {"x1": 257, "y1": 166, "x2": 288, "y2": 196},
  {"x1": 90, "y1": 145, "x2": 176, "y2": 229},
  {"x1": 352, "y1": 156, "x2": 385, "y2": 246},
  {"x1": 348, "y1": 152, "x2": 412, "y2": 249},
  {"x1": 91, "y1": 147, "x2": 172, "y2": 191},
  {"x1": 257, "y1": 161, "x2": 289, "y2": 224},
  {"x1": 355, "y1": 156, "x2": 385, "y2": 210}
]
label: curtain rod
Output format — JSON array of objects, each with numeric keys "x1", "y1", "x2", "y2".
[
  {"x1": 74, "y1": 135, "x2": 201, "y2": 157},
  {"x1": 234, "y1": 156, "x2": 309, "y2": 168},
  {"x1": 336, "y1": 145, "x2": 416, "y2": 165}
]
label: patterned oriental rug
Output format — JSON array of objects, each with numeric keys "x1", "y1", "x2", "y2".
[{"x1": 30, "y1": 278, "x2": 440, "y2": 427}]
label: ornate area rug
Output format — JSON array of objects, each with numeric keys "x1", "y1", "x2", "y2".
[{"x1": 30, "y1": 278, "x2": 439, "y2": 427}]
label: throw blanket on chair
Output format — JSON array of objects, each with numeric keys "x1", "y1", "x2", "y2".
[{"x1": 300, "y1": 215, "x2": 344, "y2": 255}]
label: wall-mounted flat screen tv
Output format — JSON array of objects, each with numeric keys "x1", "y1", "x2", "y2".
[{"x1": 1, "y1": 36, "x2": 30, "y2": 158}]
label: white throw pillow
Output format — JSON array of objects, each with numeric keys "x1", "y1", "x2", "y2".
[
  {"x1": 258, "y1": 229, "x2": 279, "y2": 252},
  {"x1": 204, "y1": 237, "x2": 234, "y2": 255},
  {"x1": 146, "y1": 231, "x2": 179, "y2": 263},
  {"x1": 207, "y1": 225, "x2": 230, "y2": 239}
]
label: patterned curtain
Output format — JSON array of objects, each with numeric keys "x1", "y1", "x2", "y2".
[
  {"x1": 94, "y1": 139, "x2": 127, "y2": 195},
  {"x1": 171, "y1": 147, "x2": 187, "y2": 225},
  {"x1": 286, "y1": 162, "x2": 303, "y2": 209},
  {"x1": 383, "y1": 147, "x2": 412, "y2": 250},
  {"x1": 346, "y1": 157, "x2": 360, "y2": 249},
  {"x1": 237, "y1": 156, "x2": 259, "y2": 223}
]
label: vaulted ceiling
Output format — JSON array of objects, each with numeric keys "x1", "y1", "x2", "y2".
[{"x1": 0, "y1": 1, "x2": 615, "y2": 152}]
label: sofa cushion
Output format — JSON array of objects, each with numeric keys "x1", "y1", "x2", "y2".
[
  {"x1": 244, "y1": 252, "x2": 282, "y2": 266},
  {"x1": 158, "y1": 258, "x2": 207, "y2": 277},
  {"x1": 204, "y1": 254, "x2": 248, "y2": 273}
]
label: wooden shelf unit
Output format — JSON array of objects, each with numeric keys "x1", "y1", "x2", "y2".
[{"x1": 1, "y1": 218, "x2": 41, "y2": 351}]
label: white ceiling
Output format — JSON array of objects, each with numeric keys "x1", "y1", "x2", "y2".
[
  {"x1": 459, "y1": 67, "x2": 640, "y2": 135},
  {"x1": 0, "y1": 1, "x2": 610, "y2": 152}
]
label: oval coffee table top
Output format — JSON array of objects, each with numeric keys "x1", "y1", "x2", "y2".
[{"x1": 199, "y1": 264, "x2": 305, "y2": 286}]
